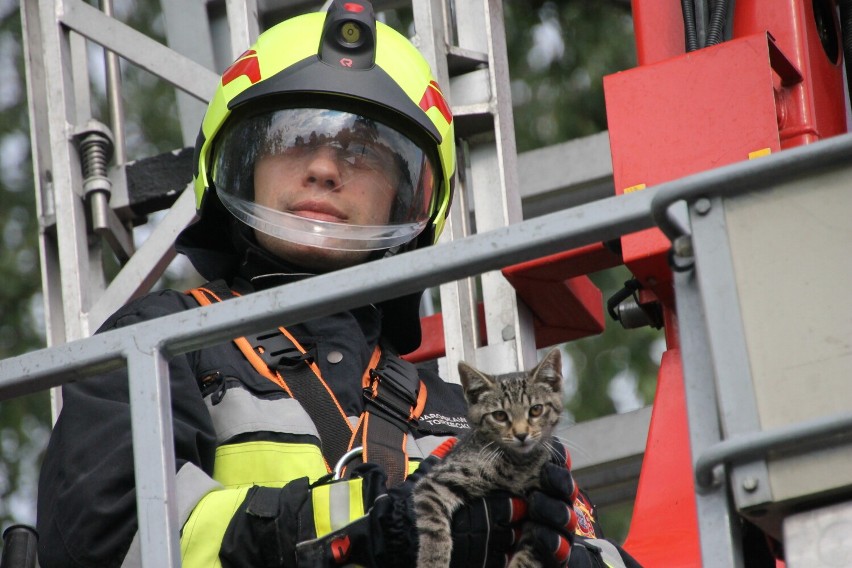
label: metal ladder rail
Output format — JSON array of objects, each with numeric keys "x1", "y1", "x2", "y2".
[
  {"x1": 412, "y1": 0, "x2": 538, "y2": 383},
  {"x1": 411, "y1": 0, "x2": 481, "y2": 381},
  {"x1": 21, "y1": 0, "x2": 218, "y2": 344},
  {"x1": 458, "y1": 0, "x2": 539, "y2": 374},
  {"x1": 21, "y1": 0, "x2": 257, "y2": 417}
]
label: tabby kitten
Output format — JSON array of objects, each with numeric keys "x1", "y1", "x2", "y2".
[{"x1": 413, "y1": 348, "x2": 564, "y2": 568}]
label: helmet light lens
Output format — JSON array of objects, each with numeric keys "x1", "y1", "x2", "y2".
[{"x1": 339, "y1": 22, "x2": 362, "y2": 45}]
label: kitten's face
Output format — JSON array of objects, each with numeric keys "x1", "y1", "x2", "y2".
[{"x1": 459, "y1": 348, "x2": 563, "y2": 456}]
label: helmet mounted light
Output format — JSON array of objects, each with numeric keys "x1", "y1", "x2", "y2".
[{"x1": 320, "y1": 0, "x2": 376, "y2": 68}]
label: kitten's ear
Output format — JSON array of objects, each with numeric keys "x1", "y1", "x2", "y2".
[
  {"x1": 532, "y1": 348, "x2": 563, "y2": 394},
  {"x1": 458, "y1": 361, "x2": 495, "y2": 405}
]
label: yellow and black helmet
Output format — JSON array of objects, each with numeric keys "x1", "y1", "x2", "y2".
[{"x1": 191, "y1": 0, "x2": 455, "y2": 253}]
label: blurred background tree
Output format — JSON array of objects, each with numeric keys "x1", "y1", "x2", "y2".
[
  {"x1": 0, "y1": 0, "x2": 52, "y2": 527},
  {"x1": 0, "y1": 0, "x2": 656, "y2": 542}
]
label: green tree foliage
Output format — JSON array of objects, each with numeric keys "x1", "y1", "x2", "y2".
[
  {"x1": 0, "y1": 2, "x2": 51, "y2": 529},
  {"x1": 505, "y1": 1, "x2": 636, "y2": 151}
]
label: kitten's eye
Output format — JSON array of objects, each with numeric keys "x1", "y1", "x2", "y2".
[
  {"x1": 491, "y1": 410, "x2": 509, "y2": 423},
  {"x1": 529, "y1": 404, "x2": 544, "y2": 418}
]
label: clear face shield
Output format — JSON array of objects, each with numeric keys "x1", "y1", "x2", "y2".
[{"x1": 211, "y1": 108, "x2": 436, "y2": 251}]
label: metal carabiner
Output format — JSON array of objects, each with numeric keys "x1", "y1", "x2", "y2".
[{"x1": 332, "y1": 446, "x2": 364, "y2": 480}]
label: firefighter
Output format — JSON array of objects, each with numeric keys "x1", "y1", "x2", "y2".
[{"x1": 36, "y1": 1, "x2": 640, "y2": 566}]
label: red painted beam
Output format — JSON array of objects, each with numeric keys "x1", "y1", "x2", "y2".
[{"x1": 405, "y1": 244, "x2": 619, "y2": 363}]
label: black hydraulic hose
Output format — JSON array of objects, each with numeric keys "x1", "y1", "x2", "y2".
[
  {"x1": 706, "y1": 0, "x2": 730, "y2": 46},
  {"x1": 681, "y1": 0, "x2": 699, "y2": 52},
  {"x1": 694, "y1": 0, "x2": 710, "y2": 48},
  {"x1": 840, "y1": 0, "x2": 852, "y2": 111}
]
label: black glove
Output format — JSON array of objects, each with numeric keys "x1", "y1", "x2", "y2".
[
  {"x1": 523, "y1": 442, "x2": 579, "y2": 568},
  {"x1": 297, "y1": 440, "x2": 524, "y2": 567},
  {"x1": 448, "y1": 492, "x2": 524, "y2": 568}
]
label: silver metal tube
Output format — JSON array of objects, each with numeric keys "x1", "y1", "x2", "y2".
[
  {"x1": 0, "y1": 185, "x2": 659, "y2": 398},
  {"x1": 674, "y1": 268, "x2": 745, "y2": 566},
  {"x1": 101, "y1": 0, "x2": 126, "y2": 165},
  {"x1": 127, "y1": 345, "x2": 180, "y2": 568},
  {"x1": 5, "y1": 127, "x2": 852, "y2": 397},
  {"x1": 650, "y1": 132, "x2": 852, "y2": 241},
  {"x1": 695, "y1": 412, "x2": 852, "y2": 489}
]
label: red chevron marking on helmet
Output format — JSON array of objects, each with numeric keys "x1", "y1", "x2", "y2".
[
  {"x1": 419, "y1": 81, "x2": 453, "y2": 124},
  {"x1": 222, "y1": 50, "x2": 261, "y2": 86}
]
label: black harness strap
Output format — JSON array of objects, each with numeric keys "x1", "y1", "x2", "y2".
[
  {"x1": 248, "y1": 329, "x2": 354, "y2": 471},
  {"x1": 353, "y1": 342, "x2": 424, "y2": 487},
  {"x1": 190, "y1": 280, "x2": 354, "y2": 471}
]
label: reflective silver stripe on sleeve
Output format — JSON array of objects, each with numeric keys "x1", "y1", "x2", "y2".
[
  {"x1": 205, "y1": 384, "x2": 320, "y2": 444},
  {"x1": 584, "y1": 538, "x2": 629, "y2": 568},
  {"x1": 121, "y1": 462, "x2": 223, "y2": 567}
]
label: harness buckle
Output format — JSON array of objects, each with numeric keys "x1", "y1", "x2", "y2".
[
  {"x1": 364, "y1": 356, "x2": 419, "y2": 428},
  {"x1": 251, "y1": 329, "x2": 311, "y2": 370}
]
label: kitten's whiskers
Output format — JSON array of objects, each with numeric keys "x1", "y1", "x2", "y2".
[{"x1": 550, "y1": 434, "x2": 591, "y2": 460}]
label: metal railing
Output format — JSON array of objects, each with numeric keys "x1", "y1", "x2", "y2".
[{"x1": 3, "y1": 131, "x2": 851, "y2": 566}]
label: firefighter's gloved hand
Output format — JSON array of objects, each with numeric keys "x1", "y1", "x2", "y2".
[
  {"x1": 295, "y1": 439, "x2": 522, "y2": 567},
  {"x1": 220, "y1": 467, "x2": 389, "y2": 568},
  {"x1": 364, "y1": 439, "x2": 520, "y2": 568},
  {"x1": 445, "y1": 491, "x2": 525, "y2": 567},
  {"x1": 523, "y1": 441, "x2": 579, "y2": 567}
]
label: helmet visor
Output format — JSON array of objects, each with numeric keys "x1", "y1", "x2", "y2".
[{"x1": 212, "y1": 108, "x2": 435, "y2": 251}]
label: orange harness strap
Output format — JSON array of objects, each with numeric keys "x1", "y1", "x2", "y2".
[{"x1": 351, "y1": 342, "x2": 426, "y2": 486}]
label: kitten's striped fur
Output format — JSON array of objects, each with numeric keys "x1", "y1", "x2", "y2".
[{"x1": 414, "y1": 348, "x2": 564, "y2": 568}]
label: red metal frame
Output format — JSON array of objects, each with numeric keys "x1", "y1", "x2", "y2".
[
  {"x1": 622, "y1": 314, "x2": 701, "y2": 566},
  {"x1": 604, "y1": 32, "x2": 790, "y2": 305},
  {"x1": 405, "y1": 243, "x2": 620, "y2": 363},
  {"x1": 613, "y1": 1, "x2": 846, "y2": 565},
  {"x1": 733, "y1": 0, "x2": 847, "y2": 147},
  {"x1": 501, "y1": 242, "x2": 621, "y2": 346}
]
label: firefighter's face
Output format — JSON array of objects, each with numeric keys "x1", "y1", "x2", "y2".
[{"x1": 252, "y1": 146, "x2": 397, "y2": 271}]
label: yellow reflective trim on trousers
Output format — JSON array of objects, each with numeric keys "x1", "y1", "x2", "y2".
[
  {"x1": 181, "y1": 486, "x2": 250, "y2": 568},
  {"x1": 312, "y1": 478, "x2": 365, "y2": 536},
  {"x1": 213, "y1": 441, "x2": 327, "y2": 488}
]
